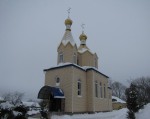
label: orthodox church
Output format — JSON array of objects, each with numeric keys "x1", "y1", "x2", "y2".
[{"x1": 38, "y1": 15, "x2": 112, "y2": 113}]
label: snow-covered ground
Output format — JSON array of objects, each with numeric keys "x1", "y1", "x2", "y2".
[
  {"x1": 51, "y1": 103, "x2": 150, "y2": 119},
  {"x1": 27, "y1": 110, "x2": 40, "y2": 116},
  {"x1": 51, "y1": 108, "x2": 127, "y2": 119},
  {"x1": 136, "y1": 103, "x2": 150, "y2": 119}
]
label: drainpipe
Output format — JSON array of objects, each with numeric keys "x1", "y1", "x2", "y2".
[{"x1": 72, "y1": 66, "x2": 74, "y2": 113}]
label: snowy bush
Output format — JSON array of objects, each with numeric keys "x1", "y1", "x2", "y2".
[{"x1": 0, "y1": 102, "x2": 28, "y2": 119}]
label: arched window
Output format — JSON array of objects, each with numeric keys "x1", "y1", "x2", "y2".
[
  {"x1": 104, "y1": 84, "x2": 106, "y2": 98},
  {"x1": 77, "y1": 79, "x2": 81, "y2": 96},
  {"x1": 56, "y1": 77, "x2": 60, "y2": 86},
  {"x1": 95, "y1": 81, "x2": 98, "y2": 97},
  {"x1": 100, "y1": 82, "x2": 103, "y2": 98},
  {"x1": 73, "y1": 53, "x2": 76, "y2": 64},
  {"x1": 59, "y1": 53, "x2": 63, "y2": 63},
  {"x1": 95, "y1": 58, "x2": 97, "y2": 68}
]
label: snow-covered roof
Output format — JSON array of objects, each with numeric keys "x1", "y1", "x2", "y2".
[
  {"x1": 112, "y1": 96, "x2": 126, "y2": 103},
  {"x1": 78, "y1": 44, "x2": 94, "y2": 55},
  {"x1": 59, "y1": 30, "x2": 75, "y2": 47},
  {"x1": 78, "y1": 48, "x2": 88, "y2": 53},
  {"x1": 44, "y1": 62, "x2": 109, "y2": 78},
  {"x1": 78, "y1": 48, "x2": 94, "y2": 54}
]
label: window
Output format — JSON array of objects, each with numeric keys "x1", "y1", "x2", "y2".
[
  {"x1": 94, "y1": 58, "x2": 97, "y2": 68},
  {"x1": 95, "y1": 81, "x2": 98, "y2": 97},
  {"x1": 59, "y1": 53, "x2": 63, "y2": 63},
  {"x1": 56, "y1": 77, "x2": 60, "y2": 86},
  {"x1": 77, "y1": 59, "x2": 79, "y2": 65},
  {"x1": 73, "y1": 53, "x2": 76, "y2": 64},
  {"x1": 78, "y1": 80, "x2": 81, "y2": 96},
  {"x1": 104, "y1": 84, "x2": 106, "y2": 98},
  {"x1": 100, "y1": 82, "x2": 103, "y2": 98}
]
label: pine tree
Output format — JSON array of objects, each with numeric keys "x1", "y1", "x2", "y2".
[
  {"x1": 127, "y1": 110, "x2": 135, "y2": 119},
  {"x1": 126, "y1": 83, "x2": 139, "y2": 119}
]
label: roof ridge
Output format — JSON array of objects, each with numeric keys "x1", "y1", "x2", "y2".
[{"x1": 44, "y1": 63, "x2": 109, "y2": 78}]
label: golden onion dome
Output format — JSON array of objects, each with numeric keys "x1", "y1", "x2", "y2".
[
  {"x1": 79, "y1": 33, "x2": 87, "y2": 40},
  {"x1": 65, "y1": 18, "x2": 73, "y2": 25}
]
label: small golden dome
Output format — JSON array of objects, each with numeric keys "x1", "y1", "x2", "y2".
[
  {"x1": 65, "y1": 18, "x2": 73, "y2": 25},
  {"x1": 79, "y1": 33, "x2": 87, "y2": 40}
]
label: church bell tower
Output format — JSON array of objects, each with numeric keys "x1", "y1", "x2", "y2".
[{"x1": 57, "y1": 9, "x2": 78, "y2": 65}]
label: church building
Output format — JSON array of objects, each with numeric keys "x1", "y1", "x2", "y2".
[{"x1": 38, "y1": 15, "x2": 112, "y2": 113}]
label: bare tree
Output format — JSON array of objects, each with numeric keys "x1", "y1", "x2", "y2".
[
  {"x1": 3, "y1": 91, "x2": 24, "y2": 106},
  {"x1": 131, "y1": 77, "x2": 150, "y2": 105},
  {"x1": 111, "y1": 81, "x2": 127, "y2": 100}
]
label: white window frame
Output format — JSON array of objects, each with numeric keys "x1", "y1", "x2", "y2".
[
  {"x1": 73, "y1": 53, "x2": 76, "y2": 64},
  {"x1": 56, "y1": 77, "x2": 60, "y2": 86},
  {"x1": 59, "y1": 53, "x2": 63, "y2": 63}
]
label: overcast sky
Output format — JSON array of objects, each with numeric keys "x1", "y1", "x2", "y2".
[{"x1": 0, "y1": 0, "x2": 150, "y2": 100}]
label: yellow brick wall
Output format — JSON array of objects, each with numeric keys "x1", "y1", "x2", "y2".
[
  {"x1": 57, "y1": 43, "x2": 77, "y2": 64},
  {"x1": 71, "y1": 67, "x2": 87, "y2": 112},
  {"x1": 89, "y1": 71, "x2": 112, "y2": 112},
  {"x1": 45, "y1": 67, "x2": 73, "y2": 112},
  {"x1": 112, "y1": 103, "x2": 126, "y2": 110},
  {"x1": 86, "y1": 70, "x2": 94, "y2": 112},
  {"x1": 44, "y1": 66, "x2": 112, "y2": 113},
  {"x1": 78, "y1": 51, "x2": 95, "y2": 67}
]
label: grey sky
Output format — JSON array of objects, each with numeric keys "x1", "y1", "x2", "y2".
[{"x1": 0, "y1": 0, "x2": 150, "y2": 100}]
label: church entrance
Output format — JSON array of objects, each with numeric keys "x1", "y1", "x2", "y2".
[
  {"x1": 49, "y1": 98, "x2": 65, "y2": 112},
  {"x1": 38, "y1": 86, "x2": 65, "y2": 112}
]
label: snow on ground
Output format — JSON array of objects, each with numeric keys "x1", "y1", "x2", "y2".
[
  {"x1": 27, "y1": 110, "x2": 40, "y2": 116},
  {"x1": 28, "y1": 103, "x2": 150, "y2": 119},
  {"x1": 28, "y1": 117, "x2": 41, "y2": 119},
  {"x1": 136, "y1": 103, "x2": 150, "y2": 119},
  {"x1": 51, "y1": 103, "x2": 150, "y2": 119},
  {"x1": 51, "y1": 108, "x2": 127, "y2": 119}
]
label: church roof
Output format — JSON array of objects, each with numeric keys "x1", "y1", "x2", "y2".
[
  {"x1": 78, "y1": 46, "x2": 94, "y2": 54},
  {"x1": 44, "y1": 63, "x2": 109, "y2": 78},
  {"x1": 60, "y1": 30, "x2": 75, "y2": 46}
]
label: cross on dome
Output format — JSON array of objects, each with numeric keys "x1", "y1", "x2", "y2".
[
  {"x1": 67, "y1": 8, "x2": 71, "y2": 18},
  {"x1": 79, "y1": 23, "x2": 87, "y2": 41},
  {"x1": 81, "y1": 23, "x2": 85, "y2": 33},
  {"x1": 65, "y1": 8, "x2": 73, "y2": 30}
]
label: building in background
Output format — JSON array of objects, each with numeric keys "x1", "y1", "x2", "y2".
[
  {"x1": 38, "y1": 15, "x2": 112, "y2": 113},
  {"x1": 112, "y1": 96, "x2": 126, "y2": 110}
]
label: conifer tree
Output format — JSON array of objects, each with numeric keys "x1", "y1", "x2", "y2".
[{"x1": 126, "y1": 83, "x2": 139, "y2": 119}]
